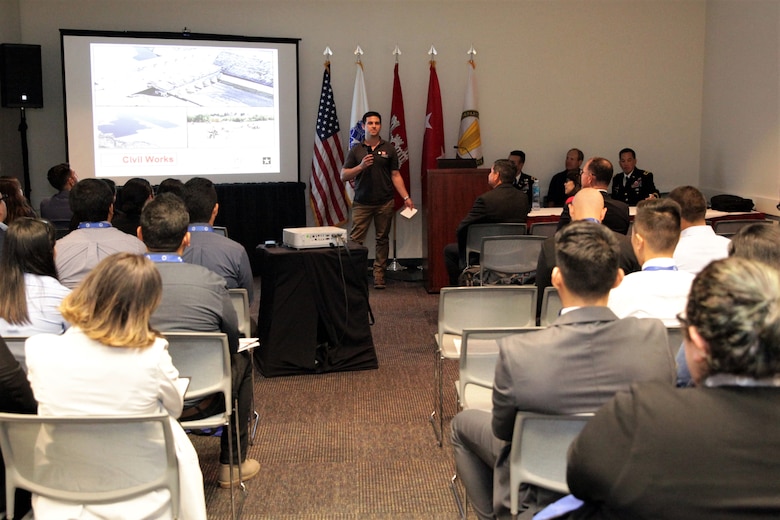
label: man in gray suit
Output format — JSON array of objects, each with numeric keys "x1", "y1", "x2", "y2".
[
  {"x1": 451, "y1": 221, "x2": 675, "y2": 520},
  {"x1": 139, "y1": 193, "x2": 260, "y2": 488}
]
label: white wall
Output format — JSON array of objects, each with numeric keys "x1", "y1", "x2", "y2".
[
  {"x1": 2, "y1": 0, "x2": 709, "y2": 256},
  {"x1": 700, "y1": 0, "x2": 780, "y2": 216}
]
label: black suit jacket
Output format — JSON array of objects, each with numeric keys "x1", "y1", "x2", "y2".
[
  {"x1": 556, "y1": 190, "x2": 630, "y2": 235},
  {"x1": 611, "y1": 168, "x2": 659, "y2": 205},
  {"x1": 455, "y1": 183, "x2": 530, "y2": 255},
  {"x1": 568, "y1": 382, "x2": 780, "y2": 520}
]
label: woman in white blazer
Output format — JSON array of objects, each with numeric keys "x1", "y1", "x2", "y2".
[{"x1": 25, "y1": 252, "x2": 207, "y2": 520}]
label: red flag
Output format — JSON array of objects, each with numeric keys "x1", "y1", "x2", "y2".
[
  {"x1": 389, "y1": 62, "x2": 410, "y2": 211},
  {"x1": 421, "y1": 60, "x2": 445, "y2": 199},
  {"x1": 309, "y1": 62, "x2": 348, "y2": 226}
]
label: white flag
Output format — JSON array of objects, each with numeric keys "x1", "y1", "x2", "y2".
[
  {"x1": 346, "y1": 61, "x2": 370, "y2": 203},
  {"x1": 456, "y1": 60, "x2": 483, "y2": 166}
]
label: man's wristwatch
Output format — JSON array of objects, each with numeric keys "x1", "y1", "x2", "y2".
[{"x1": 403, "y1": 196, "x2": 410, "y2": 201}]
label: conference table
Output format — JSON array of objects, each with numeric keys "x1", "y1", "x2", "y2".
[{"x1": 254, "y1": 242, "x2": 378, "y2": 377}]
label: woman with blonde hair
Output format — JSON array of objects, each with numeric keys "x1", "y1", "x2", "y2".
[
  {"x1": 25, "y1": 253, "x2": 207, "y2": 519},
  {"x1": 0, "y1": 218, "x2": 70, "y2": 336}
]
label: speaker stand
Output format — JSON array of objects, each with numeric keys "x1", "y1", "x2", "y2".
[
  {"x1": 387, "y1": 212, "x2": 406, "y2": 272},
  {"x1": 17, "y1": 107, "x2": 31, "y2": 200}
]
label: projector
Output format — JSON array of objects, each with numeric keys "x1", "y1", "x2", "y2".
[{"x1": 283, "y1": 226, "x2": 348, "y2": 249}]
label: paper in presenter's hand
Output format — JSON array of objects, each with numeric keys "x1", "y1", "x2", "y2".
[{"x1": 400, "y1": 207, "x2": 418, "y2": 219}]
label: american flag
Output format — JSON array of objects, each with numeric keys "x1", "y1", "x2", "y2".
[{"x1": 310, "y1": 63, "x2": 348, "y2": 226}]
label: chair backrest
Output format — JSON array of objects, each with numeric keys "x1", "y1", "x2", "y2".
[
  {"x1": 0, "y1": 412, "x2": 179, "y2": 519},
  {"x1": 459, "y1": 328, "x2": 540, "y2": 411},
  {"x1": 465, "y1": 223, "x2": 527, "y2": 266},
  {"x1": 528, "y1": 221, "x2": 559, "y2": 238},
  {"x1": 163, "y1": 332, "x2": 232, "y2": 429},
  {"x1": 479, "y1": 235, "x2": 545, "y2": 284},
  {"x1": 509, "y1": 412, "x2": 593, "y2": 515},
  {"x1": 3, "y1": 337, "x2": 28, "y2": 373},
  {"x1": 666, "y1": 326, "x2": 683, "y2": 360},
  {"x1": 711, "y1": 218, "x2": 770, "y2": 237},
  {"x1": 212, "y1": 225, "x2": 229, "y2": 237},
  {"x1": 540, "y1": 287, "x2": 563, "y2": 327},
  {"x1": 228, "y1": 288, "x2": 251, "y2": 338},
  {"x1": 437, "y1": 286, "x2": 537, "y2": 358}
]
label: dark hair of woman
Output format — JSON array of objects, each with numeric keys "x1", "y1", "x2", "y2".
[
  {"x1": 0, "y1": 177, "x2": 35, "y2": 224},
  {"x1": 0, "y1": 218, "x2": 58, "y2": 325}
]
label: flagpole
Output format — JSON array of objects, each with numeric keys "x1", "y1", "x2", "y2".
[{"x1": 388, "y1": 44, "x2": 407, "y2": 273}]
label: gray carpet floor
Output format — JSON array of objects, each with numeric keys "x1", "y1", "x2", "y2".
[{"x1": 192, "y1": 274, "x2": 466, "y2": 519}]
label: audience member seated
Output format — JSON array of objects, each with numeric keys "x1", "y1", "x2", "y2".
[
  {"x1": 40, "y1": 163, "x2": 77, "y2": 226},
  {"x1": 139, "y1": 193, "x2": 259, "y2": 488},
  {"x1": 508, "y1": 150, "x2": 535, "y2": 202},
  {"x1": 557, "y1": 157, "x2": 629, "y2": 235},
  {"x1": 546, "y1": 148, "x2": 583, "y2": 207},
  {"x1": 55, "y1": 178, "x2": 146, "y2": 288},
  {"x1": 562, "y1": 170, "x2": 581, "y2": 206},
  {"x1": 112, "y1": 177, "x2": 153, "y2": 236},
  {"x1": 451, "y1": 221, "x2": 674, "y2": 520},
  {"x1": 0, "y1": 177, "x2": 35, "y2": 225},
  {"x1": 156, "y1": 178, "x2": 186, "y2": 199},
  {"x1": 0, "y1": 335, "x2": 37, "y2": 518},
  {"x1": 0, "y1": 218, "x2": 70, "y2": 336},
  {"x1": 443, "y1": 159, "x2": 530, "y2": 285},
  {"x1": 536, "y1": 189, "x2": 639, "y2": 318},
  {"x1": 668, "y1": 185, "x2": 730, "y2": 274},
  {"x1": 564, "y1": 256, "x2": 780, "y2": 519},
  {"x1": 24, "y1": 253, "x2": 207, "y2": 519},
  {"x1": 608, "y1": 198, "x2": 694, "y2": 326},
  {"x1": 182, "y1": 177, "x2": 254, "y2": 304},
  {"x1": 610, "y1": 147, "x2": 660, "y2": 205},
  {"x1": 676, "y1": 222, "x2": 780, "y2": 387}
]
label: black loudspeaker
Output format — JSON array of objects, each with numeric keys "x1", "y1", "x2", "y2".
[{"x1": 0, "y1": 43, "x2": 43, "y2": 108}]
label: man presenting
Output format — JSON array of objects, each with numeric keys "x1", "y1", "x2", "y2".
[
  {"x1": 341, "y1": 111, "x2": 413, "y2": 289},
  {"x1": 451, "y1": 221, "x2": 674, "y2": 520}
]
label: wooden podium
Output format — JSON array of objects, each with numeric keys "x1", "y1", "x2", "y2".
[{"x1": 422, "y1": 168, "x2": 490, "y2": 293}]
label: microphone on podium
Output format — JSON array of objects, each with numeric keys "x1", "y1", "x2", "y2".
[{"x1": 453, "y1": 145, "x2": 474, "y2": 159}]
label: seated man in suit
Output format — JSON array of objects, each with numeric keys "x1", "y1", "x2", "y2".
[
  {"x1": 608, "y1": 198, "x2": 695, "y2": 326},
  {"x1": 182, "y1": 177, "x2": 255, "y2": 304},
  {"x1": 566, "y1": 256, "x2": 780, "y2": 519},
  {"x1": 443, "y1": 159, "x2": 530, "y2": 285},
  {"x1": 556, "y1": 157, "x2": 630, "y2": 235},
  {"x1": 55, "y1": 178, "x2": 146, "y2": 288},
  {"x1": 667, "y1": 185, "x2": 730, "y2": 274},
  {"x1": 536, "y1": 188, "x2": 640, "y2": 318},
  {"x1": 611, "y1": 147, "x2": 660, "y2": 205},
  {"x1": 451, "y1": 221, "x2": 674, "y2": 520},
  {"x1": 139, "y1": 193, "x2": 260, "y2": 488}
]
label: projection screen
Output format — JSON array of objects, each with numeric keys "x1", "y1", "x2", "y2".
[{"x1": 61, "y1": 29, "x2": 300, "y2": 185}]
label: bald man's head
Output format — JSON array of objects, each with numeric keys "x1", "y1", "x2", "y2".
[{"x1": 570, "y1": 188, "x2": 607, "y2": 223}]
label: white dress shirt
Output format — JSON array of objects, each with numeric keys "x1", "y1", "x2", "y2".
[
  {"x1": 608, "y1": 257, "x2": 695, "y2": 327},
  {"x1": 673, "y1": 225, "x2": 730, "y2": 274}
]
